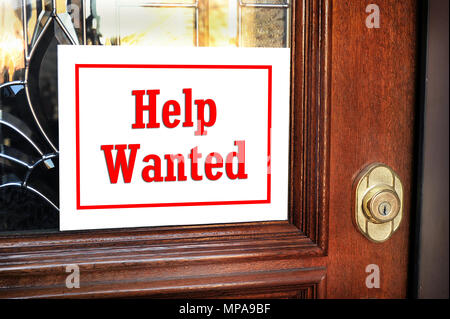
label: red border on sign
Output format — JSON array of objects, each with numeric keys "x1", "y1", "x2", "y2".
[{"x1": 75, "y1": 64, "x2": 272, "y2": 210}]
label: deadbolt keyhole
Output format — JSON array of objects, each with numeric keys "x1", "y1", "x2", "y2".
[
  {"x1": 354, "y1": 163, "x2": 403, "y2": 242},
  {"x1": 363, "y1": 186, "x2": 400, "y2": 223},
  {"x1": 378, "y1": 201, "x2": 391, "y2": 216}
]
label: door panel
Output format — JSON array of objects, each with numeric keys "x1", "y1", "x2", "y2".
[
  {"x1": 326, "y1": 0, "x2": 417, "y2": 298},
  {"x1": 0, "y1": 0, "x2": 419, "y2": 299}
]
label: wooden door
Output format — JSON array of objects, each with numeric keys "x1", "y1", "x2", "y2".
[
  {"x1": 320, "y1": 0, "x2": 418, "y2": 298},
  {"x1": 0, "y1": 0, "x2": 419, "y2": 298}
]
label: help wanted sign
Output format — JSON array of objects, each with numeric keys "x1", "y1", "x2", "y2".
[{"x1": 58, "y1": 46, "x2": 290, "y2": 231}]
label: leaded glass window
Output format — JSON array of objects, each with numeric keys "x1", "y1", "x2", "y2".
[{"x1": 0, "y1": 0, "x2": 290, "y2": 232}]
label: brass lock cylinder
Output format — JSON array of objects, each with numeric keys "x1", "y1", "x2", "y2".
[
  {"x1": 354, "y1": 163, "x2": 403, "y2": 243},
  {"x1": 362, "y1": 185, "x2": 400, "y2": 224}
]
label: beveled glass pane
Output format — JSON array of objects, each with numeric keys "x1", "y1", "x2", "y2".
[
  {"x1": 0, "y1": 0, "x2": 291, "y2": 233},
  {"x1": 84, "y1": 0, "x2": 290, "y2": 48},
  {"x1": 120, "y1": 0, "x2": 197, "y2": 5},
  {"x1": 65, "y1": 0, "x2": 84, "y2": 44},
  {"x1": 207, "y1": 0, "x2": 237, "y2": 47},
  {"x1": 56, "y1": 12, "x2": 79, "y2": 44},
  {"x1": 241, "y1": 0, "x2": 288, "y2": 4},
  {"x1": 241, "y1": 7, "x2": 287, "y2": 47},
  {"x1": 85, "y1": 0, "x2": 115, "y2": 45},
  {"x1": 0, "y1": 0, "x2": 25, "y2": 84},
  {"x1": 0, "y1": 184, "x2": 59, "y2": 232},
  {"x1": 27, "y1": 0, "x2": 52, "y2": 52},
  {"x1": 55, "y1": 0, "x2": 80, "y2": 44},
  {"x1": 28, "y1": 34, "x2": 59, "y2": 149},
  {"x1": 0, "y1": 105, "x2": 47, "y2": 157},
  {"x1": 118, "y1": 7, "x2": 196, "y2": 46}
]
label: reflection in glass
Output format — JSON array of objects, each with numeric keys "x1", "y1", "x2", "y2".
[
  {"x1": 55, "y1": 0, "x2": 80, "y2": 44},
  {"x1": 241, "y1": 0, "x2": 287, "y2": 4},
  {"x1": 87, "y1": 0, "x2": 290, "y2": 48},
  {"x1": 118, "y1": 7, "x2": 195, "y2": 46},
  {"x1": 241, "y1": 7, "x2": 288, "y2": 47},
  {"x1": 0, "y1": 0, "x2": 25, "y2": 84},
  {"x1": 0, "y1": 0, "x2": 291, "y2": 233},
  {"x1": 26, "y1": 0, "x2": 53, "y2": 51}
]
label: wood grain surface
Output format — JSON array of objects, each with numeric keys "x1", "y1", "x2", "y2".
[
  {"x1": 325, "y1": 0, "x2": 418, "y2": 298},
  {"x1": 0, "y1": 0, "x2": 419, "y2": 299}
]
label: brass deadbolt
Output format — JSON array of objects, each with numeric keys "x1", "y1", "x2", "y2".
[
  {"x1": 354, "y1": 163, "x2": 403, "y2": 243},
  {"x1": 363, "y1": 186, "x2": 400, "y2": 223}
]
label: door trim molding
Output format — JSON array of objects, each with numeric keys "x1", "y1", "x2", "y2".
[{"x1": 289, "y1": 0, "x2": 332, "y2": 253}]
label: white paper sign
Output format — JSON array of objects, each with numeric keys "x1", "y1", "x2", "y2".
[{"x1": 58, "y1": 46, "x2": 290, "y2": 231}]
